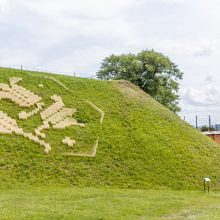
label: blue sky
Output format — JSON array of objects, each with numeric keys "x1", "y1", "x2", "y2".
[{"x1": 1, "y1": 0, "x2": 220, "y2": 126}]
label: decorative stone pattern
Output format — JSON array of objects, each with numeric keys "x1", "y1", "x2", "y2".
[
  {"x1": 86, "y1": 101, "x2": 104, "y2": 125},
  {"x1": 63, "y1": 139, "x2": 98, "y2": 157},
  {"x1": 0, "y1": 77, "x2": 42, "y2": 107},
  {"x1": 0, "y1": 111, "x2": 51, "y2": 153},
  {"x1": 0, "y1": 77, "x2": 43, "y2": 120},
  {"x1": 19, "y1": 102, "x2": 44, "y2": 120},
  {"x1": 35, "y1": 95, "x2": 85, "y2": 139},
  {"x1": 0, "y1": 77, "x2": 104, "y2": 157},
  {"x1": 62, "y1": 137, "x2": 76, "y2": 147}
]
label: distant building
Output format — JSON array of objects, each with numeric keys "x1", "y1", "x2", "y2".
[
  {"x1": 202, "y1": 131, "x2": 220, "y2": 144},
  {"x1": 215, "y1": 124, "x2": 220, "y2": 131}
]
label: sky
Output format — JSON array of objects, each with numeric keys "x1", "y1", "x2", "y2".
[{"x1": 0, "y1": 0, "x2": 220, "y2": 126}]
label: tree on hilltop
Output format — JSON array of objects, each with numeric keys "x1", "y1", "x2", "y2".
[{"x1": 97, "y1": 50, "x2": 183, "y2": 113}]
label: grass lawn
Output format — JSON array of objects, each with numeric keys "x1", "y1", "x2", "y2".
[{"x1": 1, "y1": 187, "x2": 220, "y2": 220}]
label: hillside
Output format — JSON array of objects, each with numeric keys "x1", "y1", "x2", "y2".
[{"x1": 0, "y1": 68, "x2": 219, "y2": 190}]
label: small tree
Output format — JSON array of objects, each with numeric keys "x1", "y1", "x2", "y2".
[
  {"x1": 97, "y1": 50, "x2": 183, "y2": 113},
  {"x1": 200, "y1": 125, "x2": 216, "y2": 132}
]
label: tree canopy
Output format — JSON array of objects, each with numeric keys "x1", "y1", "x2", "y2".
[{"x1": 97, "y1": 50, "x2": 183, "y2": 113}]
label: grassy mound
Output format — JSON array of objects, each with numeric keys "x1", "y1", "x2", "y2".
[{"x1": 0, "y1": 68, "x2": 219, "y2": 190}]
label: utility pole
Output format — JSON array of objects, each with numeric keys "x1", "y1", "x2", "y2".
[
  {"x1": 196, "y1": 115, "x2": 198, "y2": 129},
  {"x1": 209, "y1": 115, "x2": 211, "y2": 131}
]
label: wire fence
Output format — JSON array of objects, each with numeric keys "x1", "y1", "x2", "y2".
[{"x1": 0, "y1": 64, "x2": 98, "y2": 79}]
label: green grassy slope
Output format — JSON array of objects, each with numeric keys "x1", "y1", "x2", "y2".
[{"x1": 0, "y1": 68, "x2": 219, "y2": 190}]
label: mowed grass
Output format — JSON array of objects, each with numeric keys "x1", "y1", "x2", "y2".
[
  {"x1": 1, "y1": 187, "x2": 220, "y2": 220},
  {"x1": 0, "y1": 68, "x2": 220, "y2": 190}
]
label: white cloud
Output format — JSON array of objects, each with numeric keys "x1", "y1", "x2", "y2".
[
  {"x1": 19, "y1": 0, "x2": 137, "y2": 19},
  {"x1": 182, "y1": 84, "x2": 220, "y2": 106},
  {"x1": 160, "y1": 0, "x2": 184, "y2": 4},
  {"x1": 193, "y1": 47, "x2": 213, "y2": 57},
  {"x1": 0, "y1": 0, "x2": 7, "y2": 13},
  {"x1": 180, "y1": 83, "x2": 220, "y2": 125},
  {"x1": 192, "y1": 40, "x2": 216, "y2": 58},
  {"x1": 0, "y1": 0, "x2": 143, "y2": 75},
  {"x1": 0, "y1": 48, "x2": 38, "y2": 66},
  {"x1": 204, "y1": 75, "x2": 213, "y2": 82},
  {"x1": 42, "y1": 46, "x2": 117, "y2": 76}
]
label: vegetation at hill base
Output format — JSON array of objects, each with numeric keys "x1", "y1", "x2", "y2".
[{"x1": 0, "y1": 68, "x2": 219, "y2": 190}]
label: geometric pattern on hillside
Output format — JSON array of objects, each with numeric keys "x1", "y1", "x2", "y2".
[
  {"x1": 0, "y1": 111, "x2": 51, "y2": 153},
  {"x1": 0, "y1": 77, "x2": 104, "y2": 157},
  {"x1": 35, "y1": 95, "x2": 85, "y2": 139},
  {"x1": 0, "y1": 77, "x2": 43, "y2": 120}
]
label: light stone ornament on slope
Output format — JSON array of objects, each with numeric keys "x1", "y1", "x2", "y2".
[
  {"x1": 0, "y1": 77, "x2": 104, "y2": 157},
  {"x1": 62, "y1": 137, "x2": 76, "y2": 147},
  {"x1": 35, "y1": 95, "x2": 85, "y2": 139},
  {"x1": 0, "y1": 77, "x2": 44, "y2": 120},
  {"x1": 0, "y1": 111, "x2": 51, "y2": 153},
  {"x1": 63, "y1": 102, "x2": 104, "y2": 157}
]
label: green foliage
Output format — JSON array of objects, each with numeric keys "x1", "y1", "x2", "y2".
[
  {"x1": 200, "y1": 125, "x2": 216, "y2": 132},
  {"x1": 97, "y1": 50, "x2": 183, "y2": 113},
  {"x1": 0, "y1": 68, "x2": 219, "y2": 190},
  {"x1": 1, "y1": 187, "x2": 220, "y2": 219}
]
